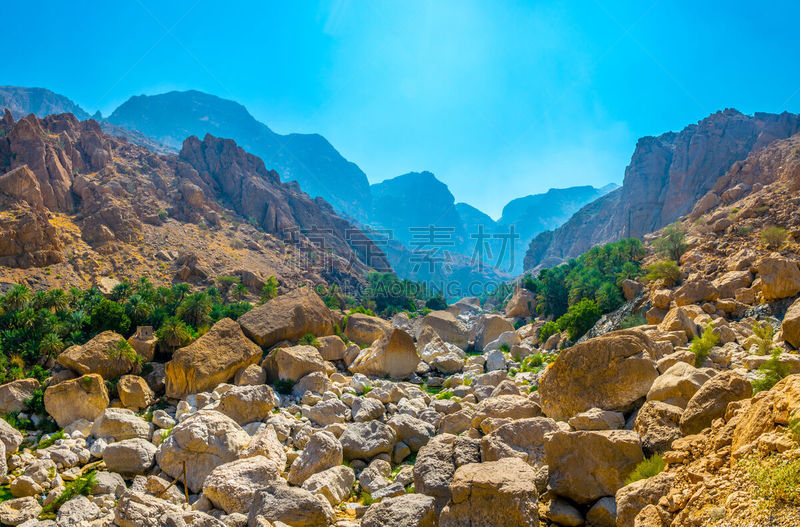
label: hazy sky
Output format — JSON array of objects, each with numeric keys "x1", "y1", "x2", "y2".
[{"x1": 5, "y1": 1, "x2": 800, "y2": 218}]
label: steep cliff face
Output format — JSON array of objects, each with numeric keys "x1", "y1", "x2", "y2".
[
  {"x1": 107, "y1": 90, "x2": 372, "y2": 219},
  {"x1": 0, "y1": 111, "x2": 387, "y2": 290},
  {"x1": 524, "y1": 109, "x2": 800, "y2": 271}
]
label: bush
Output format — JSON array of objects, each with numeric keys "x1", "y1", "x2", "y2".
[
  {"x1": 436, "y1": 390, "x2": 455, "y2": 400},
  {"x1": 89, "y1": 299, "x2": 131, "y2": 335},
  {"x1": 653, "y1": 222, "x2": 687, "y2": 260},
  {"x1": 425, "y1": 296, "x2": 447, "y2": 311},
  {"x1": 752, "y1": 348, "x2": 789, "y2": 394},
  {"x1": 40, "y1": 470, "x2": 97, "y2": 515},
  {"x1": 260, "y1": 276, "x2": 279, "y2": 304},
  {"x1": 595, "y1": 281, "x2": 624, "y2": 312},
  {"x1": 645, "y1": 261, "x2": 682, "y2": 287},
  {"x1": 556, "y1": 298, "x2": 601, "y2": 341},
  {"x1": 690, "y1": 323, "x2": 718, "y2": 366},
  {"x1": 538, "y1": 321, "x2": 559, "y2": 343},
  {"x1": 273, "y1": 378, "x2": 296, "y2": 395},
  {"x1": 299, "y1": 334, "x2": 320, "y2": 347},
  {"x1": 740, "y1": 454, "x2": 800, "y2": 506},
  {"x1": 620, "y1": 313, "x2": 647, "y2": 329},
  {"x1": 761, "y1": 226, "x2": 788, "y2": 250},
  {"x1": 751, "y1": 321, "x2": 775, "y2": 355},
  {"x1": 625, "y1": 454, "x2": 666, "y2": 484}
]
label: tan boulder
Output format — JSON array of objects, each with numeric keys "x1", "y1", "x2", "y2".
[
  {"x1": 680, "y1": 370, "x2": 752, "y2": 435},
  {"x1": 651, "y1": 290, "x2": 672, "y2": 310},
  {"x1": 544, "y1": 429, "x2": 644, "y2": 504},
  {"x1": 646, "y1": 362, "x2": 712, "y2": 408},
  {"x1": 471, "y1": 395, "x2": 542, "y2": 431},
  {"x1": 57, "y1": 331, "x2": 141, "y2": 379},
  {"x1": 317, "y1": 335, "x2": 347, "y2": 361},
  {"x1": 155, "y1": 410, "x2": 251, "y2": 493},
  {"x1": 0, "y1": 378, "x2": 39, "y2": 414},
  {"x1": 44, "y1": 374, "x2": 109, "y2": 427},
  {"x1": 480, "y1": 417, "x2": 558, "y2": 490},
  {"x1": 712, "y1": 270, "x2": 752, "y2": 299},
  {"x1": 621, "y1": 279, "x2": 644, "y2": 301},
  {"x1": 673, "y1": 280, "x2": 718, "y2": 306},
  {"x1": 263, "y1": 345, "x2": 326, "y2": 382},
  {"x1": 657, "y1": 307, "x2": 698, "y2": 339},
  {"x1": 634, "y1": 401, "x2": 683, "y2": 455},
  {"x1": 615, "y1": 472, "x2": 675, "y2": 527},
  {"x1": 214, "y1": 384, "x2": 276, "y2": 425},
  {"x1": 287, "y1": 430, "x2": 343, "y2": 486},
  {"x1": 438, "y1": 457, "x2": 540, "y2": 527},
  {"x1": 474, "y1": 315, "x2": 514, "y2": 351},
  {"x1": 732, "y1": 374, "x2": 800, "y2": 456},
  {"x1": 202, "y1": 456, "x2": 280, "y2": 514},
  {"x1": 344, "y1": 313, "x2": 391, "y2": 346},
  {"x1": 237, "y1": 287, "x2": 335, "y2": 348},
  {"x1": 349, "y1": 328, "x2": 419, "y2": 379},
  {"x1": 539, "y1": 330, "x2": 659, "y2": 420},
  {"x1": 127, "y1": 326, "x2": 157, "y2": 362},
  {"x1": 420, "y1": 310, "x2": 469, "y2": 349},
  {"x1": 781, "y1": 297, "x2": 800, "y2": 349},
  {"x1": 117, "y1": 375, "x2": 154, "y2": 410},
  {"x1": 756, "y1": 255, "x2": 800, "y2": 300},
  {"x1": 505, "y1": 287, "x2": 537, "y2": 318},
  {"x1": 165, "y1": 318, "x2": 262, "y2": 399}
]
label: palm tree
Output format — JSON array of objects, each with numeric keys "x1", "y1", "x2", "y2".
[
  {"x1": 39, "y1": 333, "x2": 64, "y2": 357},
  {"x1": 171, "y1": 283, "x2": 191, "y2": 303},
  {"x1": 125, "y1": 294, "x2": 154, "y2": 326},
  {"x1": 110, "y1": 282, "x2": 132, "y2": 302},
  {"x1": 45, "y1": 289, "x2": 69, "y2": 312},
  {"x1": 156, "y1": 317, "x2": 193, "y2": 352},
  {"x1": 177, "y1": 293, "x2": 212, "y2": 328},
  {"x1": 4, "y1": 284, "x2": 31, "y2": 311},
  {"x1": 231, "y1": 282, "x2": 248, "y2": 301}
]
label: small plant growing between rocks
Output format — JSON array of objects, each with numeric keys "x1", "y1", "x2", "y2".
[
  {"x1": 40, "y1": 470, "x2": 97, "y2": 516},
  {"x1": 653, "y1": 222, "x2": 688, "y2": 260},
  {"x1": 538, "y1": 321, "x2": 559, "y2": 344},
  {"x1": 436, "y1": 390, "x2": 455, "y2": 400},
  {"x1": 625, "y1": 453, "x2": 666, "y2": 485},
  {"x1": 751, "y1": 321, "x2": 776, "y2": 355},
  {"x1": 761, "y1": 226, "x2": 788, "y2": 250},
  {"x1": 752, "y1": 348, "x2": 789, "y2": 394},
  {"x1": 690, "y1": 323, "x2": 718, "y2": 366},
  {"x1": 620, "y1": 312, "x2": 647, "y2": 329},
  {"x1": 299, "y1": 334, "x2": 320, "y2": 347},
  {"x1": 740, "y1": 454, "x2": 800, "y2": 506},
  {"x1": 273, "y1": 379, "x2": 296, "y2": 395},
  {"x1": 361, "y1": 384, "x2": 372, "y2": 395},
  {"x1": 645, "y1": 260, "x2": 682, "y2": 287},
  {"x1": 36, "y1": 430, "x2": 64, "y2": 450}
]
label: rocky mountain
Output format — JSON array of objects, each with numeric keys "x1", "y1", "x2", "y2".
[
  {"x1": 524, "y1": 109, "x2": 800, "y2": 270},
  {"x1": 0, "y1": 86, "x2": 91, "y2": 121},
  {"x1": 106, "y1": 90, "x2": 372, "y2": 219},
  {"x1": 0, "y1": 110, "x2": 388, "y2": 292}
]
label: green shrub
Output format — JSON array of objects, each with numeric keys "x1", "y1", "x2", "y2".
[
  {"x1": 36, "y1": 430, "x2": 65, "y2": 450},
  {"x1": 751, "y1": 321, "x2": 776, "y2": 356},
  {"x1": 653, "y1": 222, "x2": 688, "y2": 260},
  {"x1": 260, "y1": 276, "x2": 279, "y2": 304},
  {"x1": 436, "y1": 390, "x2": 455, "y2": 400},
  {"x1": 556, "y1": 298, "x2": 602, "y2": 341},
  {"x1": 299, "y1": 334, "x2": 320, "y2": 347},
  {"x1": 752, "y1": 348, "x2": 789, "y2": 394},
  {"x1": 499, "y1": 342, "x2": 510, "y2": 353},
  {"x1": 40, "y1": 470, "x2": 97, "y2": 515},
  {"x1": 690, "y1": 323, "x2": 718, "y2": 366},
  {"x1": 273, "y1": 379, "x2": 296, "y2": 395},
  {"x1": 538, "y1": 321, "x2": 559, "y2": 343},
  {"x1": 740, "y1": 454, "x2": 800, "y2": 506},
  {"x1": 625, "y1": 454, "x2": 666, "y2": 485},
  {"x1": 789, "y1": 416, "x2": 800, "y2": 444},
  {"x1": 425, "y1": 296, "x2": 447, "y2": 311},
  {"x1": 645, "y1": 260, "x2": 682, "y2": 287},
  {"x1": 595, "y1": 282, "x2": 624, "y2": 312},
  {"x1": 761, "y1": 226, "x2": 788, "y2": 250}
]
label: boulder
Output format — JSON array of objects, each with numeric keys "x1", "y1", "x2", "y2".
[
  {"x1": 615, "y1": 472, "x2": 675, "y2": 527},
  {"x1": 543, "y1": 498, "x2": 584, "y2": 526},
  {"x1": 0, "y1": 418, "x2": 23, "y2": 454},
  {"x1": 56, "y1": 495, "x2": 102, "y2": 526},
  {"x1": 263, "y1": 345, "x2": 326, "y2": 382},
  {"x1": 621, "y1": 279, "x2": 644, "y2": 301},
  {"x1": 308, "y1": 397, "x2": 348, "y2": 426},
  {"x1": 0, "y1": 378, "x2": 39, "y2": 414},
  {"x1": 202, "y1": 456, "x2": 280, "y2": 514},
  {"x1": 234, "y1": 364, "x2": 266, "y2": 386},
  {"x1": 344, "y1": 313, "x2": 392, "y2": 346},
  {"x1": 352, "y1": 397, "x2": 385, "y2": 422},
  {"x1": 44, "y1": 374, "x2": 109, "y2": 427},
  {"x1": 586, "y1": 497, "x2": 617, "y2": 527},
  {"x1": 474, "y1": 315, "x2": 514, "y2": 351},
  {"x1": 634, "y1": 401, "x2": 683, "y2": 455},
  {"x1": 544, "y1": 429, "x2": 644, "y2": 504},
  {"x1": 0, "y1": 496, "x2": 41, "y2": 526},
  {"x1": 302, "y1": 465, "x2": 355, "y2": 506},
  {"x1": 645, "y1": 362, "x2": 712, "y2": 408},
  {"x1": 413, "y1": 434, "x2": 481, "y2": 510},
  {"x1": 214, "y1": 384, "x2": 276, "y2": 425},
  {"x1": 247, "y1": 482, "x2": 335, "y2": 527},
  {"x1": 568, "y1": 408, "x2": 625, "y2": 430},
  {"x1": 362, "y1": 494, "x2": 436, "y2": 527},
  {"x1": 56, "y1": 331, "x2": 141, "y2": 379},
  {"x1": 91, "y1": 407, "x2": 153, "y2": 441},
  {"x1": 480, "y1": 417, "x2": 558, "y2": 490},
  {"x1": 349, "y1": 328, "x2": 419, "y2": 379},
  {"x1": 287, "y1": 431, "x2": 343, "y2": 485},
  {"x1": 387, "y1": 413, "x2": 436, "y2": 451},
  {"x1": 241, "y1": 424, "x2": 288, "y2": 470},
  {"x1": 103, "y1": 438, "x2": 157, "y2": 475},
  {"x1": 471, "y1": 394, "x2": 541, "y2": 431},
  {"x1": 114, "y1": 490, "x2": 194, "y2": 527},
  {"x1": 757, "y1": 255, "x2": 800, "y2": 300},
  {"x1": 680, "y1": 370, "x2": 752, "y2": 435},
  {"x1": 657, "y1": 307, "x2": 698, "y2": 339},
  {"x1": 781, "y1": 297, "x2": 800, "y2": 349},
  {"x1": 712, "y1": 270, "x2": 752, "y2": 299},
  {"x1": 340, "y1": 421, "x2": 396, "y2": 460},
  {"x1": 155, "y1": 410, "x2": 251, "y2": 493},
  {"x1": 165, "y1": 318, "x2": 262, "y2": 398},
  {"x1": 539, "y1": 330, "x2": 658, "y2": 420},
  {"x1": 438, "y1": 457, "x2": 540, "y2": 527},
  {"x1": 317, "y1": 335, "x2": 347, "y2": 361},
  {"x1": 673, "y1": 280, "x2": 718, "y2": 306},
  {"x1": 505, "y1": 288, "x2": 536, "y2": 318},
  {"x1": 117, "y1": 375, "x2": 155, "y2": 410},
  {"x1": 238, "y1": 287, "x2": 335, "y2": 348},
  {"x1": 421, "y1": 311, "x2": 469, "y2": 349}
]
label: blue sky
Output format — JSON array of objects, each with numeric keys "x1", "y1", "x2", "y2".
[{"x1": 5, "y1": 1, "x2": 800, "y2": 218}]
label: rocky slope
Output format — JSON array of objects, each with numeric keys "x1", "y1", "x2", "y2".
[
  {"x1": 0, "y1": 110, "x2": 388, "y2": 292},
  {"x1": 106, "y1": 90, "x2": 372, "y2": 220},
  {"x1": 525, "y1": 109, "x2": 800, "y2": 270}
]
